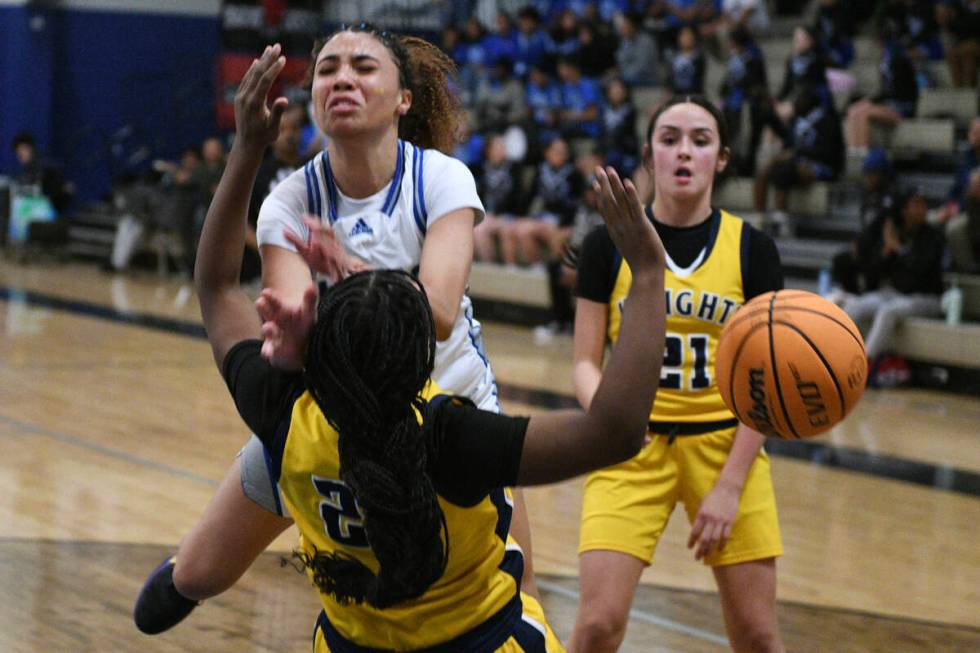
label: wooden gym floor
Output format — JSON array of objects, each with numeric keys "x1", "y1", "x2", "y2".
[{"x1": 1, "y1": 260, "x2": 979, "y2": 652}]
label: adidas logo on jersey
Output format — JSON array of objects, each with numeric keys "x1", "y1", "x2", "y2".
[{"x1": 349, "y1": 218, "x2": 374, "y2": 238}]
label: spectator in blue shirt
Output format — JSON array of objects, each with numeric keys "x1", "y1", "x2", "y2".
[
  {"x1": 666, "y1": 25, "x2": 706, "y2": 94},
  {"x1": 552, "y1": 9, "x2": 582, "y2": 57},
  {"x1": 525, "y1": 64, "x2": 563, "y2": 149},
  {"x1": 483, "y1": 12, "x2": 518, "y2": 67},
  {"x1": 599, "y1": 78, "x2": 640, "y2": 176},
  {"x1": 514, "y1": 7, "x2": 554, "y2": 78},
  {"x1": 557, "y1": 57, "x2": 603, "y2": 139}
]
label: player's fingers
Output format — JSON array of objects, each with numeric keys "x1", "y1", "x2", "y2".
[
  {"x1": 594, "y1": 167, "x2": 618, "y2": 222},
  {"x1": 605, "y1": 167, "x2": 631, "y2": 217},
  {"x1": 255, "y1": 54, "x2": 286, "y2": 103},
  {"x1": 269, "y1": 96, "x2": 289, "y2": 127},
  {"x1": 623, "y1": 179, "x2": 646, "y2": 222},
  {"x1": 237, "y1": 47, "x2": 267, "y2": 97},
  {"x1": 688, "y1": 517, "x2": 704, "y2": 549}
]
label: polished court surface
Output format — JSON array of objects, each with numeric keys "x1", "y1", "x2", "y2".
[{"x1": 1, "y1": 260, "x2": 979, "y2": 652}]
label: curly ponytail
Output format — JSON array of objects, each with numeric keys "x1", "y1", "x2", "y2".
[
  {"x1": 298, "y1": 270, "x2": 447, "y2": 608},
  {"x1": 396, "y1": 35, "x2": 465, "y2": 154},
  {"x1": 307, "y1": 23, "x2": 465, "y2": 155}
]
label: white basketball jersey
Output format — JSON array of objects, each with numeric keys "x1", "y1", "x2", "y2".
[{"x1": 257, "y1": 141, "x2": 498, "y2": 411}]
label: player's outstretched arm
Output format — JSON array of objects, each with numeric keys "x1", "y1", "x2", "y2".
[
  {"x1": 517, "y1": 167, "x2": 666, "y2": 485},
  {"x1": 196, "y1": 44, "x2": 288, "y2": 369}
]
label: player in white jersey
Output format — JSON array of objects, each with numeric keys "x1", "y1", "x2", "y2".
[
  {"x1": 258, "y1": 139, "x2": 498, "y2": 408},
  {"x1": 134, "y1": 28, "x2": 538, "y2": 635}
]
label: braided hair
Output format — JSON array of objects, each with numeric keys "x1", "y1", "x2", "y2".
[
  {"x1": 295, "y1": 270, "x2": 448, "y2": 608},
  {"x1": 306, "y1": 22, "x2": 465, "y2": 154}
]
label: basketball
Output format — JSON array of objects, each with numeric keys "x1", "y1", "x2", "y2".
[{"x1": 715, "y1": 290, "x2": 867, "y2": 439}]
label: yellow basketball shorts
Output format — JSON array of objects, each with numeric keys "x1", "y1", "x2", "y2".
[
  {"x1": 578, "y1": 426, "x2": 782, "y2": 567},
  {"x1": 313, "y1": 592, "x2": 565, "y2": 652}
]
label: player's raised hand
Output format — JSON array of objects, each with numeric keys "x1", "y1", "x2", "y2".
[
  {"x1": 234, "y1": 43, "x2": 289, "y2": 154},
  {"x1": 284, "y1": 216, "x2": 372, "y2": 284},
  {"x1": 255, "y1": 283, "x2": 317, "y2": 371},
  {"x1": 593, "y1": 166, "x2": 665, "y2": 275}
]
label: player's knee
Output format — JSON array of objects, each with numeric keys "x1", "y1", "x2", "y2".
[
  {"x1": 729, "y1": 620, "x2": 781, "y2": 653},
  {"x1": 172, "y1": 556, "x2": 233, "y2": 600},
  {"x1": 575, "y1": 605, "x2": 629, "y2": 651}
]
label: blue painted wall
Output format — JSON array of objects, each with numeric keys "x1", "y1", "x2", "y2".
[{"x1": 1, "y1": 5, "x2": 221, "y2": 203}]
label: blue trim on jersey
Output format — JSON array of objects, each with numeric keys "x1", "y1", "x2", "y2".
[
  {"x1": 380, "y1": 140, "x2": 405, "y2": 216},
  {"x1": 499, "y1": 546, "x2": 525, "y2": 586},
  {"x1": 322, "y1": 152, "x2": 339, "y2": 224},
  {"x1": 513, "y1": 617, "x2": 548, "y2": 652},
  {"x1": 489, "y1": 487, "x2": 513, "y2": 542},
  {"x1": 411, "y1": 144, "x2": 426, "y2": 236},
  {"x1": 416, "y1": 145, "x2": 428, "y2": 224},
  {"x1": 312, "y1": 593, "x2": 522, "y2": 652},
  {"x1": 311, "y1": 156, "x2": 325, "y2": 219},
  {"x1": 303, "y1": 161, "x2": 317, "y2": 218},
  {"x1": 462, "y1": 303, "x2": 500, "y2": 407}
]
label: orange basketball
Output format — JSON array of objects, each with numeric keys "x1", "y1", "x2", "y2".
[{"x1": 715, "y1": 290, "x2": 867, "y2": 439}]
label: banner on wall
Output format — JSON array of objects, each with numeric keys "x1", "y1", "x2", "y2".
[{"x1": 216, "y1": 1, "x2": 320, "y2": 129}]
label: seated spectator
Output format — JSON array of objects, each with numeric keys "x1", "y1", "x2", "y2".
[
  {"x1": 556, "y1": 57, "x2": 602, "y2": 139},
  {"x1": 473, "y1": 57, "x2": 527, "y2": 134},
  {"x1": 551, "y1": 9, "x2": 582, "y2": 58},
  {"x1": 828, "y1": 148, "x2": 898, "y2": 296},
  {"x1": 841, "y1": 188, "x2": 945, "y2": 362},
  {"x1": 525, "y1": 63, "x2": 563, "y2": 152},
  {"x1": 812, "y1": 0, "x2": 854, "y2": 69},
  {"x1": 938, "y1": 118, "x2": 980, "y2": 273},
  {"x1": 10, "y1": 132, "x2": 73, "y2": 215},
  {"x1": 576, "y1": 23, "x2": 616, "y2": 78},
  {"x1": 647, "y1": 0, "x2": 717, "y2": 57},
  {"x1": 440, "y1": 25, "x2": 468, "y2": 69},
  {"x1": 560, "y1": 171, "x2": 604, "y2": 289},
  {"x1": 484, "y1": 12, "x2": 518, "y2": 67},
  {"x1": 615, "y1": 12, "x2": 658, "y2": 86},
  {"x1": 845, "y1": 30, "x2": 918, "y2": 154},
  {"x1": 504, "y1": 137, "x2": 583, "y2": 268},
  {"x1": 244, "y1": 105, "x2": 306, "y2": 282},
  {"x1": 719, "y1": 27, "x2": 770, "y2": 175},
  {"x1": 753, "y1": 88, "x2": 844, "y2": 235},
  {"x1": 699, "y1": 0, "x2": 770, "y2": 59},
  {"x1": 666, "y1": 25, "x2": 707, "y2": 94},
  {"x1": 881, "y1": 0, "x2": 944, "y2": 62},
  {"x1": 776, "y1": 26, "x2": 829, "y2": 121},
  {"x1": 472, "y1": 136, "x2": 526, "y2": 264},
  {"x1": 599, "y1": 78, "x2": 640, "y2": 176},
  {"x1": 937, "y1": 0, "x2": 980, "y2": 88},
  {"x1": 513, "y1": 7, "x2": 554, "y2": 78}
]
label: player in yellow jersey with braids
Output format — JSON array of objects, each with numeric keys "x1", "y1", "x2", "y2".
[
  {"x1": 142, "y1": 42, "x2": 674, "y2": 652},
  {"x1": 570, "y1": 96, "x2": 785, "y2": 653}
]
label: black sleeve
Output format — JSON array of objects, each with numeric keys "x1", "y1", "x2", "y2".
[
  {"x1": 575, "y1": 225, "x2": 618, "y2": 302},
  {"x1": 429, "y1": 398, "x2": 530, "y2": 506},
  {"x1": 221, "y1": 339, "x2": 305, "y2": 446},
  {"x1": 741, "y1": 224, "x2": 785, "y2": 299}
]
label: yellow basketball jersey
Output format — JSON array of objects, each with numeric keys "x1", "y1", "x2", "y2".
[
  {"x1": 607, "y1": 210, "x2": 746, "y2": 423},
  {"x1": 276, "y1": 385, "x2": 522, "y2": 650}
]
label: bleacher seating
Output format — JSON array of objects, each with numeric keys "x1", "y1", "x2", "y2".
[
  {"x1": 918, "y1": 89, "x2": 978, "y2": 126},
  {"x1": 713, "y1": 177, "x2": 830, "y2": 215},
  {"x1": 875, "y1": 119, "x2": 956, "y2": 155}
]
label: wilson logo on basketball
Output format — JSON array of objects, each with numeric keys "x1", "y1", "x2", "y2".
[
  {"x1": 747, "y1": 368, "x2": 777, "y2": 436},
  {"x1": 790, "y1": 364, "x2": 829, "y2": 427}
]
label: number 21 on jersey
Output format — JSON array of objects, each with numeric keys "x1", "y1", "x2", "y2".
[{"x1": 661, "y1": 332, "x2": 711, "y2": 391}]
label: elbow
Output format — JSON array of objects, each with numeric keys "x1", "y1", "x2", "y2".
[{"x1": 593, "y1": 412, "x2": 648, "y2": 466}]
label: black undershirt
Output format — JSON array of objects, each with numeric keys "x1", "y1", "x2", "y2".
[
  {"x1": 221, "y1": 340, "x2": 529, "y2": 507},
  {"x1": 576, "y1": 210, "x2": 784, "y2": 303}
]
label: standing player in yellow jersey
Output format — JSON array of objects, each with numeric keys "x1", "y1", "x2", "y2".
[
  {"x1": 175, "y1": 40, "x2": 671, "y2": 650},
  {"x1": 569, "y1": 96, "x2": 785, "y2": 653}
]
